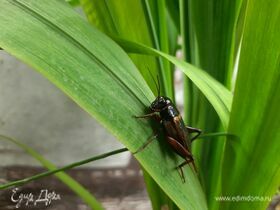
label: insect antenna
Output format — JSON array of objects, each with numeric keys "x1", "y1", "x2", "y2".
[
  {"x1": 147, "y1": 68, "x2": 160, "y2": 98},
  {"x1": 156, "y1": 75, "x2": 161, "y2": 97}
]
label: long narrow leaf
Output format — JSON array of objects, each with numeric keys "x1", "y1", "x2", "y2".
[
  {"x1": 184, "y1": 1, "x2": 243, "y2": 208},
  {"x1": 80, "y1": 0, "x2": 161, "y2": 96},
  {"x1": 0, "y1": 1, "x2": 207, "y2": 209},
  {"x1": 221, "y1": 0, "x2": 280, "y2": 209},
  {"x1": 80, "y1": 1, "x2": 173, "y2": 208},
  {"x1": 79, "y1": 2, "x2": 174, "y2": 206}
]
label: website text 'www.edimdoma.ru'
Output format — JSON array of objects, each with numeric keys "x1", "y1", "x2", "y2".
[{"x1": 214, "y1": 195, "x2": 272, "y2": 202}]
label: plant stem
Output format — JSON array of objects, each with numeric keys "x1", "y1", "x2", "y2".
[{"x1": 0, "y1": 148, "x2": 128, "y2": 190}]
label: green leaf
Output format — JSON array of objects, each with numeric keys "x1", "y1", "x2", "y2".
[
  {"x1": 186, "y1": 0, "x2": 243, "y2": 85},
  {"x1": 149, "y1": 0, "x2": 174, "y2": 99},
  {"x1": 79, "y1": 0, "x2": 177, "y2": 208},
  {"x1": 142, "y1": 169, "x2": 169, "y2": 210},
  {"x1": 80, "y1": 0, "x2": 162, "y2": 96},
  {"x1": 222, "y1": 1, "x2": 280, "y2": 209},
  {"x1": 0, "y1": 1, "x2": 207, "y2": 209},
  {"x1": 180, "y1": 2, "x2": 243, "y2": 208},
  {"x1": 165, "y1": 0, "x2": 180, "y2": 33},
  {"x1": 115, "y1": 38, "x2": 232, "y2": 129},
  {"x1": 65, "y1": 0, "x2": 80, "y2": 7},
  {"x1": 0, "y1": 135, "x2": 103, "y2": 210}
]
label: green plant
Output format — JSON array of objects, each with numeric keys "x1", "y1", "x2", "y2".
[{"x1": 0, "y1": 0, "x2": 279, "y2": 210}]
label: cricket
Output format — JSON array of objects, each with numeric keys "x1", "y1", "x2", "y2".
[{"x1": 135, "y1": 75, "x2": 201, "y2": 182}]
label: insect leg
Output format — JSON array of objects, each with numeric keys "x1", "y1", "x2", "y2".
[
  {"x1": 186, "y1": 126, "x2": 202, "y2": 142},
  {"x1": 134, "y1": 112, "x2": 157, "y2": 119},
  {"x1": 132, "y1": 134, "x2": 158, "y2": 154},
  {"x1": 134, "y1": 112, "x2": 161, "y2": 123},
  {"x1": 177, "y1": 158, "x2": 194, "y2": 183},
  {"x1": 166, "y1": 136, "x2": 196, "y2": 182},
  {"x1": 178, "y1": 157, "x2": 197, "y2": 174}
]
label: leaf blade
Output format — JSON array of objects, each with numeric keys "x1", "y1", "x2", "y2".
[
  {"x1": 0, "y1": 1, "x2": 207, "y2": 209},
  {"x1": 222, "y1": 0, "x2": 280, "y2": 209}
]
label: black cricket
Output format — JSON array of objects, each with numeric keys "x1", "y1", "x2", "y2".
[{"x1": 135, "y1": 76, "x2": 201, "y2": 182}]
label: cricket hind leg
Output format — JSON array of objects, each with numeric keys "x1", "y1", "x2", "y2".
[
  {"x1": 177, "y1": 158, "x2": 195, "y2": 183},
  {"x1": 166, "y1": 136, "x2": 197, "y2": 183}
]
